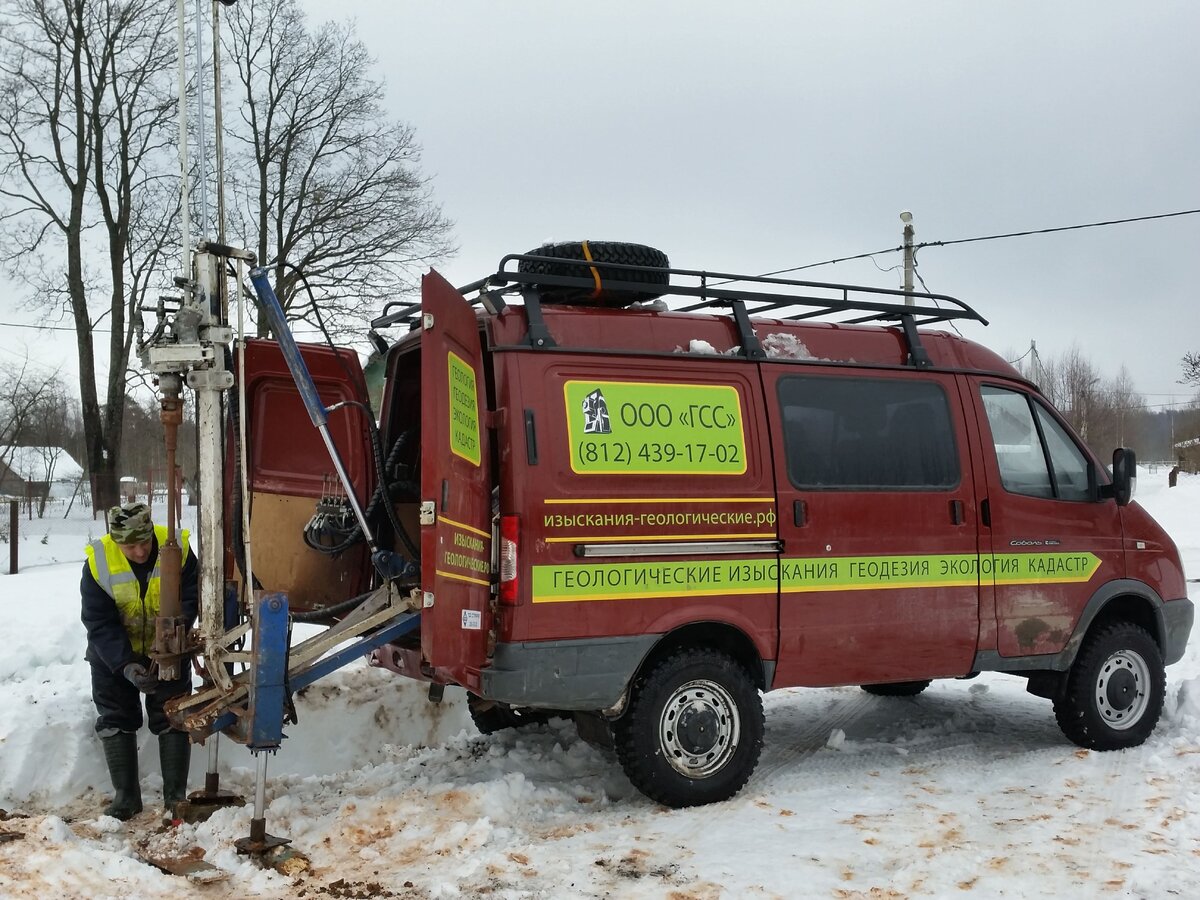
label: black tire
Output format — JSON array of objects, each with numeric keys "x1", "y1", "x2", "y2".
[
  {"x1": 467, "y1": 694, "x2": 554, "y2": 735},
  {"x1": 861, "y1": 680, "x2": 932, "y2": 697},
  {"x1": 517, "y1": 240, "x2": 669, "y2": 307},
  {"x1": 612, "y1": 648, "x2": 764, "y2": 808},
  {"x1": 1053, "y1": 622, "x2": 1165, "y2": 751}
]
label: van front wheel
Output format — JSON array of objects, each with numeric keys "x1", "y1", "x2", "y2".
[
  {"x1": 1053, "y1": 622, "x2": 1165, "y2": 751},
  {"x1": 612, "y1": 648, "x2": 764, "y2": 808}
]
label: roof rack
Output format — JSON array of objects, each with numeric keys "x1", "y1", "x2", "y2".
[{"x1": 369, "y1": 253, "x2": 990, "y2": 369}]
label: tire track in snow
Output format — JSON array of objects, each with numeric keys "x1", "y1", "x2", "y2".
[{"x1": 750, "y1": 689, "x2": 876, "y2": 788}]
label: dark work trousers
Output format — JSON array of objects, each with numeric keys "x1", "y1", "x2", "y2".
[{"x1": 90, "y1": 656, "x2": 191, "y2": 737}]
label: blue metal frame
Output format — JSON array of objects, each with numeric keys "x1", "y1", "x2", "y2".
[
  {"x1": 247, "y1": 592, "x2": 290, "y2": 750},
  {"x1": 216, "y1": 598, "x2": 423, "y2": 745},
  {"x1": 290, "y1": 612, "x2": 421, "y2": 691}
]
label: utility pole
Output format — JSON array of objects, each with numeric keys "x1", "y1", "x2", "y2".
[{"x1": 901, "y1": 211, "x2": 914, "y2": 305}]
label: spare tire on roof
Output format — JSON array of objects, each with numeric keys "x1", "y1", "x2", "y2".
[{"x1": 517, "y1": 240, "x2": 669, "y2": 307}]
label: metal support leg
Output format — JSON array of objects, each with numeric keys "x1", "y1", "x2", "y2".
[
  {"x1": 235, "y1": 751, "x2": 289, "y2": 855},
  {"x1": 182, "y1": 733, "x2": 244, "y2": 822}
]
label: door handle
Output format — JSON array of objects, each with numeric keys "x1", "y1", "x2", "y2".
[
  {"x1": 793, "y1": 499, "x2": 807, "y2": 527},
  {"x1": 950, "y1": 499, "x2": 964, "y2": 525},
  {"x1": 980, "y1": 498, "x2": 990, "y2": 527}
]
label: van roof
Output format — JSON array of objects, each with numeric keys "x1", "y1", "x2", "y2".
[
  {"x1": 485, "y1": 304, "x2": 1020, "y2": 378},
  {"x1": 377, "y1": 251, "x2": 1022, "y2": 380}
]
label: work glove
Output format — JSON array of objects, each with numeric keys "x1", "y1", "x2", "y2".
[{"x1": 123, "y1": 662, "x2": 159, "y2": 694}]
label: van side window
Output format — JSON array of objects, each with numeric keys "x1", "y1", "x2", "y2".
[
  {"x1": 777, "y1": 376, "x2": 959, "y2": 490},
  {"x1": 980, "y1": 386, "x2": 1091, "y2": 501},
  {"x1": 1035, "y1": 404, "x2": 1093, "y2": 501}
]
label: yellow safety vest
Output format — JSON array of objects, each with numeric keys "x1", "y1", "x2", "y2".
[{"x1": 85, "y1": 525, "x2": 191, "y2": 656}]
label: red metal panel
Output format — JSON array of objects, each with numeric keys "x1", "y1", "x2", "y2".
[
  {"x1": 767, "y1": 366, "x2": 981, "y2": 687},
  {"x1": 240, "y1": 339, "x2": 372, "y2": 498},
  {"x1": 966, "y1": 380, "x2": 1124, "y2": 658},
  {"x1": 496, "y1": 352, "x2": 778, "y2": 665},
  {"x1": 1121, "y1": 501, "x2": 1187, "y2": 602},
  {"x1": 230, "y1": 338, "x2": 374, "y2": 609},
  {"x1": 420, "y1": 271, "x2": 493, "y2": 683}
]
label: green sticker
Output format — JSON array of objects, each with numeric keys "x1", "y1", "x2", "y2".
[
  {"x1": 564, "y1": 380, "x2": 746, "y2": 475},
  {"x1": 448, "y1": 351, "x2": 480, "y2": 466},
  {"x1": 531, "y1": 552, "x2": 1103, "y2": 603}
]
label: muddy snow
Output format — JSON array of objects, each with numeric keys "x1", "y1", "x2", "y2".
[{"x1": 1, "y1": 471, "x2": 1197, "y2": 898}]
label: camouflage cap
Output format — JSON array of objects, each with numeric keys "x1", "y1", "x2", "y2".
[{"x1": 108, "y1": 502, "x2": 154, "y2": 544}]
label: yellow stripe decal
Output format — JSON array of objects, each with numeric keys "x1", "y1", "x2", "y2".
[
  {"x1": 435, "y1": 569, "x2": 491, "y2": 588},
  {"x1": 546, "y1": 532, "x2": 776, "y2": 543},
  {"x1": 543, "y1": 497, "x2": 772, "y2": 505},
  {"x1": 439, "y1": 515, "x2": 490, "y2": 539},
  {"x1": 531, "y1": 552, "x2": 1102, "y2": 603}
]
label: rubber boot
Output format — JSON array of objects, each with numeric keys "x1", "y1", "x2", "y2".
[
  {"x1": 159, "y1": 730, "x2": 191, "y2": 824},
  {"x1": 100, "y1": 731, "x2": 143, "y2": 821}
]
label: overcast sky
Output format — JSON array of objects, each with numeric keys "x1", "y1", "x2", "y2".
[
  {"x1": 3, "y1": 1, "x2": 1197, "y2": 414},
  {"x1": 301, "y1": 0, "x2": 1199, "y2": 407}
]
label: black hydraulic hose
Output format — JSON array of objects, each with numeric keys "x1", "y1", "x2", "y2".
[
  {"x1": 300, "y1": 428, "x2": 418, "y2": 557},
  {"x1": 315, "y1": 403, "x2": 420, "y2": 563},
  {"x1": 367, "y1": 418, "x2": 420, "y2": 562}
]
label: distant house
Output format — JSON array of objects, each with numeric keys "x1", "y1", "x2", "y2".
[
  {"x1": 0, "y1": 446, "x2": 85, "y2": 500},
  {"x1": 1177, "y1": 437, "x2": 1200, "y2": 474}
]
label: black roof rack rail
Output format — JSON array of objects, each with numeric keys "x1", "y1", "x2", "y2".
[{"x1": 369, "y1": 253, "x2": 989, "y2": 367}]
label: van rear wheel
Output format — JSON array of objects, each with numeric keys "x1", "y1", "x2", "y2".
[
  {"x1": 612, "y1": 648, "x2": 763, "y2": 808},
  {"x1": 861, "y1": 680, "x2": 931, "y2": 697},
  {"x1": 1053, "y1": 622, "x2": 1165, "y2": 751}
]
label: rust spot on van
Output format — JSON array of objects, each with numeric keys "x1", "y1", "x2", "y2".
[{"x1": 1014, "y1": 618, "x2": 1050, "y2": 649}]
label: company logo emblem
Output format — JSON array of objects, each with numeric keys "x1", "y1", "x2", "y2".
[{"x1": 582, "y1": 389, "x2": 611, "y2": 434}]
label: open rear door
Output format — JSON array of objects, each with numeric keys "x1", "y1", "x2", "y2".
[
  {"x1": 420, "y1": 271, "x2": 492, "y2": 685},
  {"x1": 235, "y1": 339, "x2": 374, "y2": 612}
]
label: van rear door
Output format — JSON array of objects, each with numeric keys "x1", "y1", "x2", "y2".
[
  {"x1": 235, "y1": 339, "x2": 374, "y2": 612},
  {"x1": 420, "y1": 270, "x2": 493, "y2": 687}
]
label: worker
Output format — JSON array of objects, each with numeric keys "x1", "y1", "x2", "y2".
[{"x1": 81, "y1": 502, "x2": 198, "y2": 822}]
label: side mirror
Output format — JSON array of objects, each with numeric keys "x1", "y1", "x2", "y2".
[{"x1": 1104, "y1": 447, "x2": 1137, "y2": 506}]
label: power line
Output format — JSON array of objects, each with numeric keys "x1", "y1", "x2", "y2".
[
  {"x1": 0, "y1": 321, "x2": 111, "y2": 333},
  {"x1": 919, "y1": 208, "x2": 1200, "y2": 251},
  {"x1": 762, "y1": 207, "x2": 1200, "y2": 278}
]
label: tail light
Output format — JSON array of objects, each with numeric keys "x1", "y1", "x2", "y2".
[{"x1": 498, "y1": 515, "x2": 519, "y2": 605}]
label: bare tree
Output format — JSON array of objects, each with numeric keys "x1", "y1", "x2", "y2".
[
  {"x1": 1091, "y1": 365, "x2": 1143, "y2": 453},
  {"x1": 0, "y1": 0, "x2": 179, "y2": 509},
  {"x1": 0, "y1": 354, "x2": 73, "y2": 508},
  {"x1": 1016, "y1": 344, "x2": 1148, "y2": 456},
  {"x1": 0, "y1": 355, "x2": 66, "y2": 453},
  {"x1": 224, "y1": 0, "x2": 454, "y2": 339},
  {"x1": 1182, "y1": 351, "x2": 1200, "y2": 386}
]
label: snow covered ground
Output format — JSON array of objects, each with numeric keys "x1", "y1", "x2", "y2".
[{"x1": 1, "y1": 472, "x2": 1197, "y2": 899}]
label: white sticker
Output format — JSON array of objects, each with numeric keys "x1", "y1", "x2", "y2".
[{"x1": 461, "y1": 609, "x2": 482, "y2": 630}]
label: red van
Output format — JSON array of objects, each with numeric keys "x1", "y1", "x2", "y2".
[{"x1": 241, "y1": 241, "x2": 1192, "y2": 807}]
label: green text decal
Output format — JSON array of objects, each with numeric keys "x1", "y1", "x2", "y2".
[
  {"x1": 531, "y1": 552, "x2": 1102, "y2": 602},
  {"x1": 564, "y1": 380, "x2": 746, "y2": 475},
  {"x1": 448, "y1": 351, "x2": 480, "y2": 466}
]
